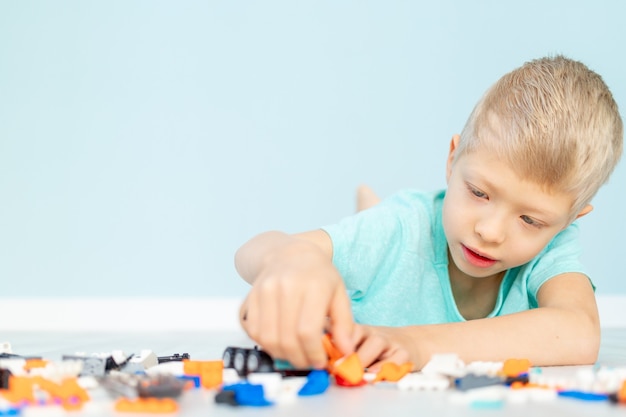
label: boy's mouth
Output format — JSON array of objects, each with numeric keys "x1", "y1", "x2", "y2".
[{"x1": 461, "y1": 244, "x2": 497, "y2": 268}]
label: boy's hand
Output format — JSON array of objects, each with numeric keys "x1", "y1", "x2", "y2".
[
  {"x1": 350, "y1": 324, "x2": 415, "y2": 371},
  {"x1": 238, "y1": 236, "x2": 355, "y2": 369}
]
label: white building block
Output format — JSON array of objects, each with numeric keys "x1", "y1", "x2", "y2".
[
  {"x1": 421, "y1": 354, "x2": 466, "y2": 377},
  {"x1": 397, "y1": 372, "x2": 450, "y2": 390}
]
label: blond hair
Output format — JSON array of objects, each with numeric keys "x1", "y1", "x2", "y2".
[{"x1": 456, "y1": 55, "x2": 623, "y2": 219}]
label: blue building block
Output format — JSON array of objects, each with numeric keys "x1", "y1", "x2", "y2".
[
  {"x1": 455, "y1": 374, "x2": 503, "y2": 391},
  {"x1": 298, "y1": 370, "x2": 330, "y2": 396},
  {"x1": 177, "y1": 375, "x2": 201, "y2": 389},
  {"x1": 0, "y1": 407, "x2": 21, "y2": 416},
  {"x1": 558, "y1": 390, "x2": 609, "y2": 401},
  {"x1": 222, "y1": 382, "x2": 273, "y2": 407}
]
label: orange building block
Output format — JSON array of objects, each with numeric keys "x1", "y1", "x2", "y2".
[
  {"x1": 331, "y1": 353, "x2": 364, "y2": 385},
  {"x1": 182, "y1": 359, "x2": 201, "y2": 375},
  {"x1": 322, "y1": 334, "x2": 344, "y2": 366},
  {"x1": 23, "y1": 359, "x2": 48, "y2": 371},
  {"x1": 115, "y1": 398, "x2": 179, "y2": 413},
  {"x1": 617, "y1": 380, "x2": 626, "y2": 403},
  {"x1": 372, "y1": 362, "x2": 413, "y2": 383},
  {"x1": 183, "y1": 360, "x2": 223, "y2": 389},
  {"x1": 35, "y1": 376, "x2": 90, "y2": 402},
  {"x1": 2, "y1": 376, "x2": 36, "y2": 403},
  {"x1": 502, "y1": 358, "x2": 531, "y2": 377},
  {"x1": 199, "y1": 361, "x2": 223, "y2": 389}
]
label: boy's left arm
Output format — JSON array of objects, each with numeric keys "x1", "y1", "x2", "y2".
[{"x1": 354, "y1": 272, "x2": 600, "y2": 370}]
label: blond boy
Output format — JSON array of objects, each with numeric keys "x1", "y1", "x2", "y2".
[{"x1": 235, "y1": 56, "x2": 623, "y2": 370}]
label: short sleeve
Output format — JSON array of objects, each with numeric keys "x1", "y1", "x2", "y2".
[
  {"x1": 321, "y1": 195, "x2": 413, "y2": 298},
  {"x1": 525, "y1": 222, "x2": 589, "y2": 302}
]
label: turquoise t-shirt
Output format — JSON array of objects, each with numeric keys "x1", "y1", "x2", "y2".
[{"x1": 321, "y1": 189, "x2": 587, "y2": 326}]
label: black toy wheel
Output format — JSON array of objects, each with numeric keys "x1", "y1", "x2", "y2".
[
  {"x1": 222, "y1": 347, "x2": 236, "y2": 368},
  {"x1": 233, "y1": 349, "x2": 248, "y2": 376}
]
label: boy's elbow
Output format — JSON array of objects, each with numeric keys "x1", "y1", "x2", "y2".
[
  {"x1": 570, "y1": 312, "x2": 601, "y2": 365},
  {"x1": 575, "y1": 336, "x2": 600, "y2": 365}
]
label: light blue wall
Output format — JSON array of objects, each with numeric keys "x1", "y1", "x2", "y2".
[{"x1": 1, "y1": 1, "x2": 624, "y2": 297}]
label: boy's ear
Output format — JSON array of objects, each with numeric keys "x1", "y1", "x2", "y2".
[
  {"x1": 575, "y1": 204, "x2": 593, "y2": 220},
  {"x1": 446, "y1": 135, "x2": 461, "y2": 182}
]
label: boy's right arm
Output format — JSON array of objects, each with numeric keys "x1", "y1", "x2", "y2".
[{"x1": 234, "y1": 230, "x2": 356, "y2": 369}]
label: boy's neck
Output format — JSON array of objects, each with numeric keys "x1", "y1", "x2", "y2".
[{"x1": 447, "y1": 252, "x2": 505, "y2": 320}]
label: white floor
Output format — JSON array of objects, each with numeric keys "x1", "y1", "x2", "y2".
[{"x1": 2, "y1": 328, "x2": 626, "y2": 417}]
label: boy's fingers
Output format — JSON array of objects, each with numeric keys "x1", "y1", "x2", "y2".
[
  {"x1": 240, "y1": 292, "x2": 259, "y2": 340},
  {"x1": 327, "y1": 283, "x2": 356, "y2": 356},
  {"x1": 296, "y1": 291, "x2": 333, "y2": 369},
  {"x1": 355, "y1": 332, "x2": 387, "y2": 368},
  {"x1": 275, "y1": 292, "x2": 309, "y2": 367}
]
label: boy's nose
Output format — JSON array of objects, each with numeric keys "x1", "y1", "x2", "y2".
[{"x1": 474, "y1": 214, "x2": 506, "y2": 244}]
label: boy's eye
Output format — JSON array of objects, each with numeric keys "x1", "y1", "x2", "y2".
[
  {"x1": 521, "y1": 215, "x2": 541, "y2": 228},
  {"x1": 468, "y1": 186, "x2": 487, "y2": 199}
]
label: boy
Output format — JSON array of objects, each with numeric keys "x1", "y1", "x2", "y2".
[{"x1": 235, "y1": 56, "x2": 623, "y2": 371}]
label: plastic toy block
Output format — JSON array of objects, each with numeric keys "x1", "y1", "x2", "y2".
[
  {"x1": 321, "y1": 334, "x2": 343, "y2": 366},
  {"x1": 114, "y1": 398, "x2": 178, "y2": 413},
  {"x1": 181, "y1": 360, "x2": 223, "y2": 389},
  {"x1": 334, "y1": 374, "x2": 366, "y2": 387},
  {"x1": 274, "y1": 377, "x2": 307, "y2": 403},
  {"x1": 222, "y1": 368, "x2": 240, "y2": 385},
  {"x1": 177, "y1": 375, "x2": 201, "y2": 389},
  {"x1": 247, "y1": 373, "x2": 282, "y2": 400},
  {"x1": 215, "y1": 389, "x2": 238, "y2": 406},
  {"x1": 28, "y1": 360, "x2": 83, "y2": 381},
  {"x1": 609, "y1": 380, "x2": 626, "y2": 404},
  {"x1": 222, "y1": 383, "x2": 272, "y2": 406},
  {"x1": 595, "y1": 366, "x2": 626, "y2": 393},
  {"x1": 23, "y1": 360, "x2": 47, "y2": 371},
  {"x1": 421, "y1": 354, "x2": 466, "y2": 377},
  {"x1": 182, "y1": 360, "x2": 201, "y2": 376},
  {"x1": 618, "y1": 380, "x2": 626, "y2": 403},
  {"x1": 372, "y1": 362, "x2": 413, "y2": 383},
  {"x1": 145, "y1": 361, "x2": 184, "y2": 377},
  {"x1": 62, "y1": 356, "x2": 106, "y2": 377},
  {"x1": 99, "y1": 372, "x2": 142, "y2": 399},
  {"x1": 34, "y1": 377, "x2": 66, "y2": 400},
  {"x1": 0, "y1": 360, "x2": 26, "y2": 377},
  {"x1": 455, "y1": 374, "x2": 504, "y2": 391},
  {"x1": 0, "y1": 407, "x2": 20, "y2": 416},
  {"x1": 507, "y1": 384, "x2": 558, "y2": 403},
  {"x1": 397, "y1": 373, "x2": 450, "y2": 391},
  {"x1": 0, "y1": 369, "x2": 11, "y2": 390},
  {"x1": 558, "y1": 390, "x2": 608, "y2": 401},
  {"x1": 298, "y1": 370, "x2": 330, "y2": 396},
  {"x1": 502, "y1": 358, "x2": 531, "y2": 377},
  {"x1": 504, "y1": 374, "x2": 529, "y2": 385},
  {"x1": 157, "y1": 353, "x2": 190, "y2": 364},
  {"x1": 465, "y1": 361, "x2": 503, "y2": 376},
  {"x1": 3, "y1": 376, "x2": 36, "y2": 403},
  {"x1": 331, "y1": 353, "x2": 364, "y2": 385},
  {"x1": 61, "y1": 397, "x2": 85, "y2": 411},
  {"x1": 199, "y1": 361, "x2": 223, "y2": 389},
  {"x1": 60, "y1": 378, "x2": 89, "y2": 402},
  {"x1": 124, "y1": 350, "x2": 158, "y2": 373},
  {"x1": 137, "y1": 375, "x2": 185, "y2": 398}
]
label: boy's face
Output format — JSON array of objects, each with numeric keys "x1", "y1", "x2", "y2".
[{"x1": 442, "y1": 136, "x2": 575, "y2": 281}]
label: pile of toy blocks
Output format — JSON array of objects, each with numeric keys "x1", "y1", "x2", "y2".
[{"x1": 3, "y1": 338, "x2": 626, "y2": 414}]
